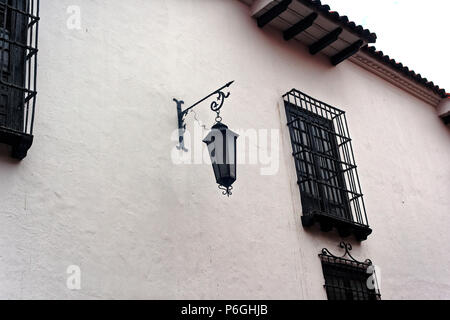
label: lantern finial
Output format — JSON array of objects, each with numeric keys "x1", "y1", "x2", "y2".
[{"x1": 219, "y1": 185, "x2": 233, "y2": 197}]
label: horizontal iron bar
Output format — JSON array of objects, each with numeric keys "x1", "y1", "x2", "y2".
[
  {"x1": 0, "y1": 34, "x2": 39, "y2": 52},
  {"x1": 0, "y1": 79, "x2": 37, "y2": 95},
  {"x1": 321, "y1": 262, "x2": 371, "y2": 274},
  {"x1": 287, "y1": 118, "x2": 351, "y2": 143},
  {"x1": 0, "y1": 3, "x2": 40, "y2": 20},
  {"x1": 297, "y1": 178, "x2": 363, "y2": 197},
  {"x1": 325, "y1": 166, "x2": 359, "y2": 182},
  {"x1": 293, "y1": 148, "x2": 356, "y2": 169},
  {"x1": 283, "y1": 90, "x2": 346, "y2": 115}
]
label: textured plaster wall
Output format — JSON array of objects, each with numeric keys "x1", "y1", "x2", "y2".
[{"x1": 0, "y1": 0, "x2": 449, "y2": 299}]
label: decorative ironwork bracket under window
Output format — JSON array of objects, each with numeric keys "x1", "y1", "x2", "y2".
[{"x1": 320, "y1": 242, "x2": 372, "y2": 266}]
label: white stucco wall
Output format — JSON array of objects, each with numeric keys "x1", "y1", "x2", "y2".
[{"x1": 0, "y1": 0, "x2": 449, "y2": 299}]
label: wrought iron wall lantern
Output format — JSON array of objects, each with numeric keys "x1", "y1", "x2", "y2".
[{"x1": 173, "y1": 81, "x2": 238, "y2": 196}]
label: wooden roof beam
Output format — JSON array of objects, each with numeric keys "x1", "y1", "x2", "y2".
[
  {"x1": 257, "y1": 0, "x2": 292, "y2": 28},
  {"x1": 309, "y1": 27, "x2": 342, "y2": 55},
  {"x1": 283, "y1": 12, "x2": 318, "y2": 41},
  {"x1": 331, "y1": 40, "x2": 364, "y2": 65}
]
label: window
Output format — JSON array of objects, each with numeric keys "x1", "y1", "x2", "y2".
[
  {"x1": 0, "y1": 0, "x2": 39, "y2": 159},
  {"x1": 319, "y1": 243, "x2": 381, "y2": 301},
  {"x1": 283, "y1": 89, "x2": 371, "y2": 241}
]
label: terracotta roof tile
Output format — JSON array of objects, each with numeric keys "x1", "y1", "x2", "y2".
[
  {"x1": 298, "y1": 0, "x2": 377, "y2": 43},
  {"x1": 362, "y1": 45, "x2": 448, "y2": 98}
]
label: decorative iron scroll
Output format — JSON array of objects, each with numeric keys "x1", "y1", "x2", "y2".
[
  {"x1": 320, "y1": 242, "x2": 372, "y2": 267},
  {"x1": 174, "y1": 81, "x2": 234, "y2": 151},
  {"x1": 210, "y1": 89, "x2": 231, "y2": 112},
  {"x1": 219, "y1": 185, "x2": 233, "y2": 197}
]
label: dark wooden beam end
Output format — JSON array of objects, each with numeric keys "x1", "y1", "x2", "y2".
[
  {"x1": 331, "y1": 40, "x2": 364, "y2": 65},
  {"x1": 309, "y1": 27, "x2": 343, "y2": 55},
  {"x1": 257, "y1": 0, "x2": 292, "y2": 28},
  {"x1": 283, "y1": 12, "x2": 318, "y2": 41}
]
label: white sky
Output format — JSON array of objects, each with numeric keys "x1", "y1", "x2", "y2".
[{"x1": 326, "y1": 0, "x2": 450, "y2": 91}]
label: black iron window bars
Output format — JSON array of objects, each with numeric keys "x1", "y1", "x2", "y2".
[
  {"x1": 283, "y1": 89, "x2": 371, "y2": 241},
  {"x1": 319, "y1": 242, "x2": 381, "y2": 300},
  {"x1": 0, "y1": 0, "x2": 39, "y2": 159}
]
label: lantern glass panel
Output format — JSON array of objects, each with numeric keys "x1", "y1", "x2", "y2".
[{"x1": 203, "y1": 123, "x2": 239, "y2": 189}]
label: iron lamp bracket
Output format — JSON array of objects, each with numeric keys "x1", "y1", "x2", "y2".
[{"x1": 174, "y1": 81, "x2": 234, "y2": 152}]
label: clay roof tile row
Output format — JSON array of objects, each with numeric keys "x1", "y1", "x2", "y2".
[
  {"x1": 298, "y1": 0, "x2": 377, "y2": 43},
  {"x1": 362, "y1": 46, "x2": 448, "y2": 98}
]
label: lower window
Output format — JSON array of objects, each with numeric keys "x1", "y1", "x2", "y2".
[{"x1": 320, "y1": 243, "x2": 381, "y2": 300}]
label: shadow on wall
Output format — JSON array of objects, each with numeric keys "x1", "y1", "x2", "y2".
[
  {"x1": 302, "y1": 221, "x2": 364, "y2": 250},
  {"x1": 0, "y1": 144, "x2": 21, "y2": 165}
]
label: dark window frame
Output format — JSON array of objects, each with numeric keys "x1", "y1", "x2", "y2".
[
  {"x1": 283, "y1": 89, "x2": 371, "y2": 241},
  {"x1": 319, "y1": 243, "x2": 381, "y2": 301},
  {"x1": 0, "y1": 0, "x2": 39, "y2": 160}
]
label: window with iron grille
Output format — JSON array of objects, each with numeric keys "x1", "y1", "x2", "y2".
[
  {"x1": 283, "y1": 89, "x2": 371, "y2": 241},
  {"x1": 0, "y1": 0, "x2": 39, "y2": 160},
  {"x1": 319, "y1": 243, "x2": 381, "y2": 300}
]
